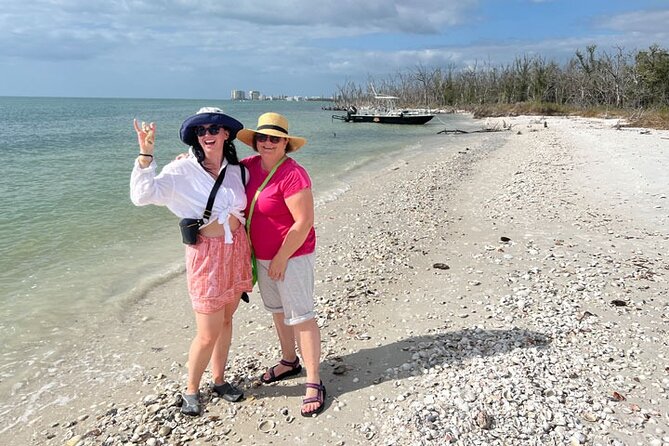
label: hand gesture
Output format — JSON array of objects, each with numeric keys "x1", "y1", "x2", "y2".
[{"x1": 133, "y1": 119, "x2": 156, "y2": 155}]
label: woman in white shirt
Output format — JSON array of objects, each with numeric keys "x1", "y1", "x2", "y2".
[{"x1": 130, "y1": 107, "x2": 252, "y2": 416}]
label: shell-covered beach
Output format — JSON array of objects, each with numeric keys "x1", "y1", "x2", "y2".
[{"x1": 4, "y1": 116, "x2": 669, "y2": 446}]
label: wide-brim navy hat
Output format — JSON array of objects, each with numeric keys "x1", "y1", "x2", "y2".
[{"x1": 179, "y1": 107, "x2": 244, "y2": 146}]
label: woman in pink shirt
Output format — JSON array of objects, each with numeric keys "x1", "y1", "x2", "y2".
[{"x1": 238, "y1": 113, "x2": 325, "y2": 417}]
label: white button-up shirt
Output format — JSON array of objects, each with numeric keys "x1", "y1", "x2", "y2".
[{"x1": 130, "y1": 156, "x2": 247, "y2": 243}]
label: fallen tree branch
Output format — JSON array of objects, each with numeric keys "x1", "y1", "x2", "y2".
[{"x1": 437, "y1": 128, "x2": 505, "y2": 134}]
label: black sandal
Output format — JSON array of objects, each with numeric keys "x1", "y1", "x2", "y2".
[
  {"x1": 260, "y1": 358, "x2": 302, "y2": 384},
  {"x1": 212, "y1": 382, "x2": 244, "y2": 402},
  {"x1": 301, "y1": 381, "x2": 326, "y2": 417}
]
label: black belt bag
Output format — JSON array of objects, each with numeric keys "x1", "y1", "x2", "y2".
[
  {"x1": 179, "y1": 166, "x2": 227, "y2": 245},
  {"x1": 178, "y1": 218, "x2": 204, "y2": 245}
]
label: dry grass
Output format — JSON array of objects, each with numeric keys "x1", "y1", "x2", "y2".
[
  {"x1": 627, "y1": 107, "x2": 669, "y2": 130},
  {"x1": 466, "y1": 103, "x2": 669, "y2": 130},
  {"x1": 469, "y1": 102, "x2": 570, "y2": 118}
]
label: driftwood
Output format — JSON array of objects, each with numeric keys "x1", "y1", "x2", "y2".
[{"x1": 437, "y1": 128, "x2": 504, "y2": 134}]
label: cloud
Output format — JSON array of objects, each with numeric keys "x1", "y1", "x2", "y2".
[
  {"x1": 597, "y1": 8, "x2": 669, "y2": 35},
  {"x1": 0, "y1": 0, "x2": 478, "y2": 62},
  {"x1": 1, "y1": 0, "x2": 668, "y2": 97},
  {"x1": 195, "y1": 0, "x2": 476, "y2": 34}
]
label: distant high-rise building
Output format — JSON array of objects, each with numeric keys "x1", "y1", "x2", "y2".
[
  {"x1": 249, "y1": 90, "x2": 260, "y2": 100},
  {"x1": 231, "y1": 90, "x2": 246, "y2": 100}
]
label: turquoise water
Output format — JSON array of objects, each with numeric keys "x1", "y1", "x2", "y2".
[{"x1": 0, "y1": 97, "x2": 476, "y2": 376}]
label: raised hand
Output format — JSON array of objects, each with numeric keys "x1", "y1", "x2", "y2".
[{"x1": 133, "y1": 119, "x2": 156, "y2": 155}]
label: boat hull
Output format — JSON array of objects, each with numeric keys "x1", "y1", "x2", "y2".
[{"x1": 333, "y1": 113, "x2": 434, "y2": 125}]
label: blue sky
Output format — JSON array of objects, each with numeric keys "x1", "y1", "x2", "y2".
[{"x1": 1, "y1": 0, "x2": 668, "y2": 99}]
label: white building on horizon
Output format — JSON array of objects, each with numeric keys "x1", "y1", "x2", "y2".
[{"x1": 231, "y1": 90, "x2": 245, "y2": 100}]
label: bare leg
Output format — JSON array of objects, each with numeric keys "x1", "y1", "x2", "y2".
[
  {"x1": 211, "y1": 298, "x2": 241, "y2": 385},
  {"x1": 262, "y1": 313, "x2": 299, "y2": 380},
  {"x1": 294, "y1": 318, "x2": 322, "y2": 413},
  {"x1": 186, "y1": 309, "x2": 227, "y2": 394}
]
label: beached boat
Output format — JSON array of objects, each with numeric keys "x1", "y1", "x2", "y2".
[{"x1": 331, "y1": 96, "x2": 434, "y2": 125}]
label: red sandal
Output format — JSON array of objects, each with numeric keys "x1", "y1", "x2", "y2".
[
  {"x1": 301, "y1": 381, "x2": 326, "y2": 417},
  {"x1": 260, "y1": 358, "x2": 302, "y2": 384}
]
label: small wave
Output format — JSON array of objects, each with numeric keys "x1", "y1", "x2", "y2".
[
  {"x1": 311, "y1": 140, "x2": 431, "y2": 209},
  {"x1": 314, "y1": 183, "x2": 351, "y2": 208},
  {"x1": 110, "y1": 261, "x2": 186, "y2": 313},
  {"x1": 0, "y1": 381, "x2": 65, "y2": 435}
]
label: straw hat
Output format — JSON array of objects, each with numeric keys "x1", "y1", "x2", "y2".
[
  {"x1": 237, "y1": 112, "x2": 307, "y2": 152},
  {"x1": 179, "y1": 107, "x2": 244, "y2": 146}
]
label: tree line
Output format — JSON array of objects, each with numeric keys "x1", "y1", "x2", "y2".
[{"x1": 334, "y1": 45, "x2": 669, "y2": 112}]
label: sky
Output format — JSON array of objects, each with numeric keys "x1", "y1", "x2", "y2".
[{"x1": 1, "y1": 0, "x2": 668, "y2": 99}]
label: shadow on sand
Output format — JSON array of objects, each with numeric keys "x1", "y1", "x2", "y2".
[{"x1": 250, "y1": 327, "x2": 551, "y2": 404}]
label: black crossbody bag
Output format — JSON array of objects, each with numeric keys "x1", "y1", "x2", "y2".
[{"x1": 178, "y1": 166, "x2": 228, "y2": 245}]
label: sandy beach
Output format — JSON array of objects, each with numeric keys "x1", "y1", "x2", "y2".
[{"x1": 3, "y1": 115, "x2": 668, "y2": 445}]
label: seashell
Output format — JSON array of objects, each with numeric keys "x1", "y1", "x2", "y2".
[
  {"x1": 65, "y1": 437, "x2": 82, "y2": 446},
  {"x1": 333, "y1": 364, "x2": 347, "y2": 375},
  {"x1": 576, "y1": 311, "x2": 595, "y2": 321},
  {"x1": 83, "y1": 428, "x2": 102, "y2": 437},
  {"x1": 257, "y1": 420, "x2": 276, "y2": 433},
  {"x1": 610, "y1": 391, "x2": 626, "y2": 401},
  {"x1": 475, "y1": 409, "x2": 493, "y2": 429},
  {"x1": 581, "y1": 411, "x2": 598, "y2": 422}
]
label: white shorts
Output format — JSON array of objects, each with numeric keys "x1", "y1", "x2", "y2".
[{"x1": 257, "y1": 253, "x2": 316, "y2": 326}]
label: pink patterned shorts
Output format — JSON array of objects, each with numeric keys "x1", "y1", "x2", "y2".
[{"x1": 185, "y1": 225, "x2": 253, "y2": 314}]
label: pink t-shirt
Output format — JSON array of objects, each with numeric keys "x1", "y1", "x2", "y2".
[{"x1": 242, "y1": 155, "x2": 316, "y2": 260}]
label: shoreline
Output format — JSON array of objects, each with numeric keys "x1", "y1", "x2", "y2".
[
  {"x1": 3, "y1": 116, "x2": 668, "y2": 445},
  {"x1": 0, "y1": 122, "x2": 450, "y2": 406}
]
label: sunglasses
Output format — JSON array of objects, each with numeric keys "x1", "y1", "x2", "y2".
[
  {"x1": 195, "y1": 125, "x2": 225, "y2": 137},
  {"x1": 255, "y1": 134, "x2": 283, "y2": 144}
]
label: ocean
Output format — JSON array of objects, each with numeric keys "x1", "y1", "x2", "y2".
[{"x1": 0, "y1": 97, "x2": 477, "y2": 395}]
